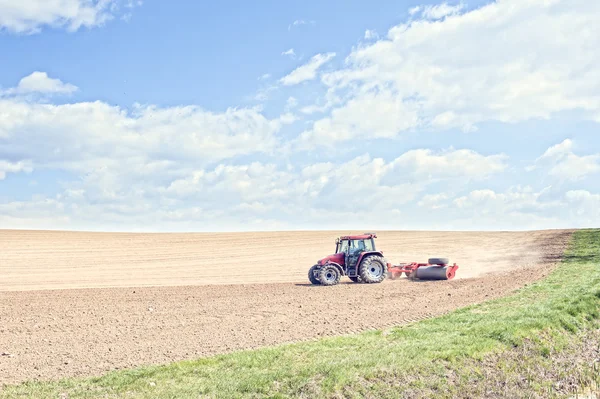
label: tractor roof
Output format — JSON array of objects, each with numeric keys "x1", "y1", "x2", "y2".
[{"x1": 339, "y1": 233, "x2": 377, "y2": 240}]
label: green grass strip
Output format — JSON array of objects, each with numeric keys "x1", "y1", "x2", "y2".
[{"x1": 2, "y1": 229, "x2": 600, "y2": 399}]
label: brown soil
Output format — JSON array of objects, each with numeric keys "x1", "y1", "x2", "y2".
[
  {"x1": 0, "y1": 229, "x2": 573, "y2": 385},
  {"x1": 0, "y1": 229, "x2": 571, "y2": 290}
]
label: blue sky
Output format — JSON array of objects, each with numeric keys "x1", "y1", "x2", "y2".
[{"x1": 0, "y1": 0, "x2": 599, "y2": 232}]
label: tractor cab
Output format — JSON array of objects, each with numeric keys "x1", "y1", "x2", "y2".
[
  {"x1": 335, "y1": 235, "x2": 376, "y2": 254},
  {"x1": 335, "y1": 234, "x2": 378, "y2": 274}
]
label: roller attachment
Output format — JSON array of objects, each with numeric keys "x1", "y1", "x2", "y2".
[{"x1": 414, "y1": 265, "x2": 457, "y2": 280}]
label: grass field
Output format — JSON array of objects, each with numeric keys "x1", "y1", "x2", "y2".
[{"x1": 2, "y1": 229, "x2": 599, "y2": 398}]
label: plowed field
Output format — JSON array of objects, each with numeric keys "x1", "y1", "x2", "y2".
[{"x1": 0, "y1": 229, "x2": 573, "y2": 384}]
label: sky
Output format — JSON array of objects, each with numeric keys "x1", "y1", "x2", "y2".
[{"x1": 0, "y1": 0, "x2": 599, "y2": 232}]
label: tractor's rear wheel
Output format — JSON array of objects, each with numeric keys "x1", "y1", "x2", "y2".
[
  {"x1": 318, "y1": 265, "x2": 341, "y2": 286},
  {"x1": 308, "y1": 265, "x2": 321, "y2": 285},
  {"x1": 359, "y1": 255, "x2": 387, "y2": 284}
]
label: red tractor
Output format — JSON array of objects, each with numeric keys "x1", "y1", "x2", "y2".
[
  {"x1": 308, "y1": 233, "x2": 459, "y2": 286},
  {"x1": 308, "y1": 233, "x2": 387, "y2": 285}
]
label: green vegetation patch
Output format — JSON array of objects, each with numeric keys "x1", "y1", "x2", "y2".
[{"x1": 2, "y1": 229, "x2": 600, "y2": 398}]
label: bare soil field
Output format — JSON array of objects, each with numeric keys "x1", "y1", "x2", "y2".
[
  {"x1": 0, "y1": 229, "x2": 572, "y2": 290},
  {"x1": 0, "y1": 229, "x2": 573, "y2": 384}
]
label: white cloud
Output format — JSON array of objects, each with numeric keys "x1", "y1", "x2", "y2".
[
  {"x1": 0, "y1": 98, "x2": 283, "y2": 168},
  {"x1": 409, "y1": 6, "x2": 421, "y2": 15},
  {"x1": 0, "y1": 72, "x2": 310, "y2": 230},
  {"x1": 288, "y1": 19, "x2": 315, "y2": 31},
  {"x1": 281, "y1": 48, "x2": 296, "y2": 57},
  {"x1": 422, "y1": 2, "x2": 465, "y2": 19},
  {"x1": 159, "y1": 147, "x2": 504, "y2": 213},
  {"x1": 0, "y1": 73, "x2": 290, "y2": 205},
  {"x1": 0, "y1": 0, "x2": 139, "y2": 34},
  {"x1": 451, "y1": 186, "x2": 559, "y2": 223},
  {"x1": 161, "y1": 162, "x2": 295, "y2": 204},
  {"x1": 441, "y1": 185, "x2": 600, "y2": 229},
  {"x1": 530, "y1": 139, "x2": 600, "y2": 181},
  {"x1": 0, "y1": 86, "x2": 511, "y2": 233},
  {"x1": 279, "y1": 52, "x2": 336, "y2": 86},
  {"x1": 254, "y1": 84, "x2": 278, "y2": 101},
  {"x1": 285, "y1": 96, "x2": 298, "y2": 111},
  {"x1": 364, "y1": 29, "x2": 378, "y2": 40},
  {"x1": 295, "y1": 89, "x2": 419, "y2": 148},
  {"x1": 278, "y1": 112, "x2": 297, "y2": 124},
  {"x1": 565, "y1": 190, "x2": 600, "y2": 218},
  {"x1": 389, "y1": 148, "x2": 508, "y2": 181},
  {"x1": 299, "y1": 104, "x2": 328, "y2": 115},
  {"x1": 418, "y1": 193, "x2": 450, "y2": 209},
  {"x1": 0, "y1": 160, "x2": 33, "y2": 180},
  {"x1": 451, "y1": 186, "x2": 564, "y2": 216},
  {"x1": 301, "y1": 0, "x2": 600, "y2": 146},
  {"x1": 1, "y1": 72, "x2": 78, "y2": 96}
]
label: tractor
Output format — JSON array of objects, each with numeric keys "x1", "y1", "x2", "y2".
[
  {"x1": 308, "y1": 233, "x2": 459, "y2": 286},
  {"x1": 308, "y1": 233, "x2": 387, "y2": 286}
]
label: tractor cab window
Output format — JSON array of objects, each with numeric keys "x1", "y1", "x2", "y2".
[
  {"x1": 336, "y1": 240, "x2": 349, "y2": 253},
  {"x1": 349, "y1": 239, "x2": 373, "y2": 252},
  {"x1": 337, "y1": 238, "x2": 374, "y2": 253},
  {"x1": 348, "y1": 240, "x2": 362, "y2": 252}
]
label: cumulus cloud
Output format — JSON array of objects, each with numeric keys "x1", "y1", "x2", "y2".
[
  {"x1": 0, "y1": 0, "x2": 139, "y2": 34},
  {"x1": 565, "y1": 190, "x2": 600, "y2": 218},
  {"x1": 439, "y1": 185, "x2": 600, "y2": 229},
  {"x1": 295, "y1": 89, "x2": 419, "y2": 148},
  {"x1": 0, "y1": 160, "x2": 33, "y2": 180},
  {"x1": 421, "y1": 2, "x2": 465, "y2": 19},
  {"x1": 299, "y1": 0, "x2": 600, "y2": 147},
  {"x1": 418, "y1": 193, "x2": 450, "y2": 209},
  {"x1": 408, "y1": 6, "x2": 421, "y2": 15},
  {"x1": 364, "y1": 29, "x2": 378, "y2": 39},
  {"x1": 0, "y1": 85, "x2": 511, "y2": 233},
  {"x1": 279, "y1": 52, "x2": 336, "y2": 86},
  {"x1": 388, "y1": 148, "x2": 508, "y2": 181},
  {"x1": 0, "y1": 72, "x2": 293, "y2": 211},
  {"x1": 529, "y1": 139, "x2": 600, "y2": 181},
  {"x1": 0, "y1": 98, "x2": 284, "y2": 168},
  {"x1": 1, "y1": 72, "x2": 78, "y2": 96}
]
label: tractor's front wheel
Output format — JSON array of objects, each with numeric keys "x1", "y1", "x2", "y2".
[
  {"x1": 359, "y1": 255, "x2": 387, "y2": 284},
  {"x1": 318, "y1": 265, "x2": 341, "y2": 286},
  {"x1": 308, "y1": 265, "x2": 321, "y2": 285}
]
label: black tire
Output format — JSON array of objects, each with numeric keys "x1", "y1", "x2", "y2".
[
  {"x1": 318, "y1": 265, "x2": 341, "y2": 286},
  {"x1": 349, "y1": 276, "x2": 361, "y2": 283},
  {"x1": 428, "y1": 257, "x2": 449, "y2": 265},
  {"x1": 308, "y1": 265, "x2": 321, "y2": 285},
  {"x1": 359, "y1": 255, "x2": 387, "y2": 284}
]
